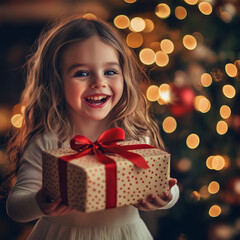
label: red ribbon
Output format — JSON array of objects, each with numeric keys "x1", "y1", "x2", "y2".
[{"x1": 58, "y1": 127, "x2": 155, "y2": 209}]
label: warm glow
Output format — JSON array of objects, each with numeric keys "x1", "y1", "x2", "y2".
[
  {"x1": 194, "y1": 95, "x2": 211, "y2": 113},
  {"x1": 176, "y1": 158, "x2": 192, "y2": 172},
  {"x1": 155, "y1": 51, "x2": 169, "y2": 67},
  {"x1": 206, "y1": 156, "x2": 214, "y2": 170},
  {"x1": 155, "y1": 3, "x2": 171, "y2": 19},
  {"x1": 183, "y1": 35, "x2": 197, "y2": 50},
  {"x1": 162, "y1": 116, "x2": 177, "y2": 133},
  {"x1": 200, "y1": 185, "x2": 210, "y2": 199},
  {"x1": 130, "y1": 17, "x2": 146, "y2": 32},
  {"x1": 209, "y1": 205, "x2": 221, "y2": 217},
  {"x1": 175, "y1": 6, "x2": 187, "y2": 20},
  {"x1": 126, "y1": 32, "x2": 143, "y2": 48},
  {"x1": 192, "y1": 191, "x2": 201, "y2": 201},
  {"x1": 124, "y1": 0, "x2": 137, "y2": 3},
  {"x1": 225, "y1": 63, "x2": 238, "y2": 77},
  {"x1": 216, "y1": 120, "x2": 228, "y2": 135},
  {"x1": 222, "y1": 85, "x2": 236, "y2": 98},
  {"x1": 184, "y1": 0, "x2": 198, "y2": 5},
  {"x1": 82, "y1": 13, "x2": 97, "y2": 20},
  {"x1": 159, "y1": 84, "x2": 171, "y2": 103},
  {"x1": 201, "y1": 73, "x2": 212, "y2": 87},
  {"x1": 11, "y1": 114, "x2": 23, "y2": 128},
  {"x1": 220, "y1": 105, "x2": 231, "y2": 119},
  {"x1": 143, "y1": 19, "x2": 154, "y2": 33},
  {"x1": 114, "y1": 15, "x2": 130, "y2": 29},
  {"x1": 186, "y1": 133, "x2": 200, "y2": 149},
  {"x1": 146, "y1": 85, "x2": 160, "y2": 101},
  {"x1": 160, "y1": 39, "x2": 174, "y2": 54},
  {"x1": 208, "y1": 181, "x2": 220, "y2": 194},
  {"x1": 212, "y1": 155, "x2": 225, "y2": 170},
  {"x1": 139, "y1": 48, "x2": 155, "y2": 65},
  {"x1": 198, "y1": 2, "x2": 213, "y2": 15}
]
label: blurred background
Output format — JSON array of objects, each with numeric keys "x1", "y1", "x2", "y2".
[{"x1": 0, "y1": 0, "x2": 239, "y2": 239}]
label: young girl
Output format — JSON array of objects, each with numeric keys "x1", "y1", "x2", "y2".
[{"x1": 6, "y1": 16, "x2": 179, "y2": 240}]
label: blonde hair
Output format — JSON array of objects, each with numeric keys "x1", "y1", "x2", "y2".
[{"x1": 7, "y1": 16, "x2": 164, "y2": 176}]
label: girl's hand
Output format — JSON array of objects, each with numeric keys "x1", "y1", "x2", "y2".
[
  {"x1": 133, "y1": 178, "x2": 177, "y2": 211},
  {"x1": 36, "y1": 188, "x2": 73, "y2": 216}
]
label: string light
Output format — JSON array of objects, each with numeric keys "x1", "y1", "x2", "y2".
[
  {"x1": 192, "y1": 191, "x2": 201, "y2": 201},
  {"x1": 225, "y1": 63, "x2": 238, "y2": 77},
  {"x1": 114, "y1": 15, "x2": 130, "y2": 29},
  {"x1": 175, "y1": 6, "x2": 187, "y2": 20},
  {"x1": 201, "y1": 73, "x2": 212, "y2": 87},
  {"x1": 11, "y1": 113, "x2": 23, "y2": 128},
  {"x1": 186, "y1": 133, "x2": 200, "y2": 149},
  {"x1": 155, "y1": 3, "x2": 171, "y2": 19},
  {"x1": 143, "y1": 19, "x2": 154, "y2": 33},
  {"x1": 209, "y1": 205, "x2": 221, "y2": 217},
  {"x1": 130, "y1": 17, "x2": 145, "y2": 32},
  {"x1": 124, "y1": 0, "x2": 137, "y2": 3},
  {"x1": 194, "y1": 95, "x2": 211, "y2": 113},
  {"x1": 183, "y1": 35, "x2": 197, "y2": 50},
  {"x1": 146, "y1": 85, "x2": 160, "y2": 101},
  {"x1": 198, "y1": 2, "x2": 213, "y2": 15},
  {"x1": 206, "y1": 155, "x2": 226, "y2": 170},
  {"x1": 222, "y1": 85, "x2": 236, "y2": 99},
  {"x1": 208, "y1": 181, "x2": 220, "y2": 194},
  {"x1": 162, "y1": 116, "x2": 177, "y2": 133},
  {"x1": 220, "y1": 105, "x2": 231, "y2": 119},
  {"x1": 216, "y1": 120, "x2": 228, "y2": 135},
  {"x1": 139, "y1": 48, "x2": 155, "y2": 65},
  {"x1": 155, "y1": 51, "x2": 169, "y2": 67},
  {"x1": 82, "y1": 13, "x2": 97, "y2": 20},
  {"x1": 159, "y1": 84, "x2": 171, "y2": 103},
  {"x1": 160, "y1": 39, "x2": 174, "y2": 54},
  {"x1": 126, "y1": 32, "x2": 143, "y2": 48},
  {"x1": 184, "y1": 0, "x2": 198, "y2": 5}
]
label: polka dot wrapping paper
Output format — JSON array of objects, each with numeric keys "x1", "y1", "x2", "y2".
[{"x1": 42, "y1": 140, "x2": 170, "y2": 213}]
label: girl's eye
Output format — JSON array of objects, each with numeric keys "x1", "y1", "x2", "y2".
[
  {"x1": 73, "y1": 71, "x2": 89, "y2": 77},
  {"x1": 105, "y1": 70, "x2": 117, "y2": 76}
]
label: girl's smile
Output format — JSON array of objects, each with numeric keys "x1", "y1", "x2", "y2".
[{"x1": 61, "y1": 36, "x2": 124, "y2": 125}]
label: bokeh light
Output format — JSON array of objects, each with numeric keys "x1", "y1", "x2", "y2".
[
  {"x1": 208, "y1": 181, "x2": 220, "y2": 194},
  {"x1": 184, "y1": 0, "x2": 198, "y2": 5},
  {"x1": 11, "y1": 113, "x2": 23, "y2": 128},
  {"x1": 82, "y1": 13, "x2": 97, "y2": 20},
  {"x1": 209, "y1": 205, "x2": 221, "y2": 217},
  {"x1": 160, "y1": 39, "x2": 174, "y2": 54},
  {"x1": 159, "y1": 84, "x2": 171, "y2": 103},
  {"x1": 212, "y1": 155, "x2": 225, "y2": 170},
  {"x1": 216, "y1": 120, "x2": 228, "y2": 135},
  {"x1": 126, "y1": 32, "x2": 143, "y2": 48},
  {"x1": 183, "y1": 35, "x2": 197, "y2": 50},
  {"x1": 143, "y1": 19, "x2": 154, "y2": 32},
  {"x1": 220, "y1": 105, "x2": 231, "y2": 119},
  {"x1": 124, "y1": 0, "x2": 137, "y2": 3},
  {"x1": 176, "y1": 158, "x2": 192, "y2": 172},
  {"x1": 146, "y1": 85, "x2": 160, "y2": 101},
  {"x1": 186, "y1": 133, "x2": 200, "y2": 149},
  {"x1": 225, "y1": 63, "x2": 238, "y2": 77},
  {"x1": 155, "y1": 51, "x2": 169, "y2": 67},
  {"x1": 200, "y1": 185, "x2": 210, "y2": 199},
  {"x1": 201, "y1": 73, "x2": 212, "y2": 87},
  {"x1": 130, "y1": 17, "x2": 145, "y2": 32},
  {"x1": 139, "y1": 48, "x2": 155, "y2": 65},
  {"x1": 114, "y1": 15, "x2": 130, "y2": 29},
  {"x1": 198, "y1": 2, "x2": 213, "y2": 15},
  {"x1": 175, "y1": 6, "x2": 187, "y2": 20},
  {"x1": 222, "y1": 85, "x2": 236, "y2": 98},
  {"x1": 194, "y1": 95, "x2": 211, "y2": 113},
  {"x1": 155, "y1": 3, "x2": 171, "y2": 19},
  {"x1": 162, "y1": 116, "x2": 177, "y2": 133}
]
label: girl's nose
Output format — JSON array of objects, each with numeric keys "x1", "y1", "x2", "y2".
[{"x1": 89, "y1": 75, "x2": 107, "y2": 89}]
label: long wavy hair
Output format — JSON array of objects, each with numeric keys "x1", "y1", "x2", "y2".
[{"x1": 6, "y1": 15, "x2": 164, "y2": 180}]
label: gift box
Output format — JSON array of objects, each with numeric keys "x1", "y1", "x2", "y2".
[{"x1": 42, "y1": 128, "x2": 170, "y2": 212}]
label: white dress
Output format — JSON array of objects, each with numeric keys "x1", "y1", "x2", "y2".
[{"x1": 6, "y1": 133, "x2": 179, "y2": 240}]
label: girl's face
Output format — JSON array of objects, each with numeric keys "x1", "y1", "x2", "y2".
[{"x1": 61, "y1": 36, "x2": 124, "y2": 125}]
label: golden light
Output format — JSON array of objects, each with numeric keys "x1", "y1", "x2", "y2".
[
  {"x1": 143, "y1": 19, "x2": 154, "y2": 33},
  {"x1": 183, "y1": 35, "x2": 197, "y2": 50},
  {"x1": 155, "y1": 51, "x2": 169, "y2": 67},
  {"x1": 155, "y1": 3, "x2": 171, "y2": 19},
  {"x1": 194, "y1": 95, "x2": 211, "y2": 113},
  {"x1": 159, "y1": 83, "x2": 171, "y2": 103},
  {"x1": 222, "y1": 85, "x2": 236, "y2": 98},
  {"x1": 130, "y1": 17, "x2": 145, "y2": 32},
  {"x1": 220, "y1": 11, "x2": 232, "y2": 23},
  {"x1": 176, "y1": 158, "x2": 192, "y2": 172},
  {"x1": 146, "y1": 85, "x2": 160, "y2": 102},
  {"x1": 113, "y1": 15, "x2": 130, "y2": 29},
  {"x1": 160, "y1": 39, "x2": 174, "y2": 54},
  {"x1": 220, "y1": 105, "x2": 231, "y2": 119},
  {"x1": 186, "y1": 133, "x2": 200, "y2": 149},
  {"x1": 82, "y1": 13, "x2": 97, "y2": 20},
  {"x1": 184, "y1": 0, "x2": 198, "y2": 5},
  {"x1": 162, "y1": 116, "x2": 177, "y2": 133},
  {"x1": 201, "y1": 73, "x2": 212, "y2": 87},
  {"x1": 212, "y1": 155, "x2": 225, "y2": 170},
  {"x1": 208, "y1": 181, "x2": 220, "y2": 194},
  {"x1": 191, "y1": 191, "x2": 201, "y2": 201},
  {"x1": 216, "y1": 120, "x2": 228, "y2": 135},
  {"x1": 126, "y1": 32, "x2": 143, "y2": 48},
  {"x1": 124, "y1": 0, "x2": 137, "y2": 3},
  {"x1": 200, "y1": 185, "x2": 210, "y2": 199},
  {"x1": 139, "y1": 48, "x2": 155, "y2": 65},
  {"x1": 175, "y1": 6, "x2": 187, "y2": 20},
  {"x1": 198, "y1": 2, "x2": 213, "y2": 15},
  {"x1": 206, "y1": 155, "x2": 214, "y2": 169},
  {"x1": 225, "y1": 63, "x2": 238, "y2": 77},
  {"x1": 209, "y1": 205, "x2": 221, "y2": 217},
  {"x1": 234, "y1": 179, "x2": 240, "y2": 194},
  {"x1": 11, "y1": 113, "x2": 23, "y2": 128}
]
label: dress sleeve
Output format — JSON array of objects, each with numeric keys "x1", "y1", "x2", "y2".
[{"x1": 6, "y1": 133, "x2": 54, "y2": 222}]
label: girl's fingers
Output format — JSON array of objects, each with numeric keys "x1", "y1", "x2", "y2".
[{"x1": 169, "y1": 178, "x2": 177, "y2": 190}]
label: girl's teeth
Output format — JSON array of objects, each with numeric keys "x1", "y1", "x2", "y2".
[{"x1": 86, "y1": 95, "x2": 107, "y2": 100}]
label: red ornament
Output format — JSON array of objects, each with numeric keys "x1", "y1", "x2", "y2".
[{"x1": 168, "y1": 85, "x2": 195, "y2": 117}]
